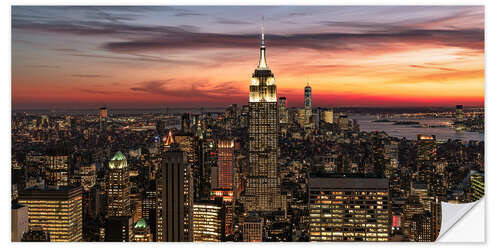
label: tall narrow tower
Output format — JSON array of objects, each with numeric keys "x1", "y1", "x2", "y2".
[
  {"x1": 304, "y1": 82, "x2": 313, "y2": 129},
  {"x1": 244, "y1": 21, "x2": 281, "y2": 212},
  {"x1": 106, "y1": 151, "x2": 131, "y2": 217}
]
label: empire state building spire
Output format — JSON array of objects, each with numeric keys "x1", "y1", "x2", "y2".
[{"x1": 258, "y1": 17, "x2": 268, "y2": 69}]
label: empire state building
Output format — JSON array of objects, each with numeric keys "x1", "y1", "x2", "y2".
[{"x1": 243, "y1": 25, "x2": 282, "y2": 212}]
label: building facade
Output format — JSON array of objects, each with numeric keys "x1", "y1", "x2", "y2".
[
  {"x1": 304, "y1": 83, "x2": 313, "y2": 129},
  {"x1": 107, "y1": 151, "x2": 131, "y2": 217},
  {"x1": 216, "y1": 139, "x2": 234, "y2": 190},
  {"x1": 244, "y1": 26, "x2": 282, "y2": 212},
  {"x1": 156, "y1": 150, "x2": 193, "y2": 242},
  {"x1": 279, "y1": 97, "x2": 288, "y2": 124},
  {"x1": 18, "y1": 186, "x2": 83, "y2": 242},
  {"x1": 11, "y1": 203, "x2": 29, "y2": 242},
  {"x1": 242, "y1": 216, "x2": 263, "y2": 242},
  {"x1": 193, "y1": 201, "x2": 223, "y2": 242},
  {"x1": 309, "y1": 176, "x2": 391, "y2": 241}
]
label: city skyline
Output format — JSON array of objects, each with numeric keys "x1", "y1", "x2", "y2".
[
  {"x1": 12, "y1": 6, "x2": 484, "y2": 109},
  {"x1": 11, "y1": 7, "x2": 485, "y2": 242}
]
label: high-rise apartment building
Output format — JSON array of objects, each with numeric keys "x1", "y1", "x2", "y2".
[
  {"x1": 18, "y1": 186, "x2": 83, "y2": 242},
  {"x1": 309, "y1": 176, "x2": 391, "y2": 241},
  {"x1": 107, "y1": 151, "x2": 131, "y2": 217}
]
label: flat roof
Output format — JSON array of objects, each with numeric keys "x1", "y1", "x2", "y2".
[{"x1": 310, "y1": 177, "x2": 388, "y2": 190}]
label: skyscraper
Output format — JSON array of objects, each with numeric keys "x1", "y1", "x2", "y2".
[
  {"x1": 99, "y1": 107, "x2": 108, "y2": 120},
  {"x1": 105, "y1": 216, "x2": 134, "y2": 242},
  {"x1": 304, "y1": 82, "x2": 313, "y2": 129},
  {"x1": 11, "y1": 203, "x2": 29, "y2": 242},
  {"x1": 279, "y1": 97, "x2": 288, "y2": 124},
  {"x1": 133, "y1": 218, "x2": 153, "y2": 242},
  {"x1": 309, "y1": 176, "x2": 391, "y2": 241},
  {"x1": 416, "y1": 135, "x2": 437, "y2": 186},
  {"x1": 242, "y1": 216, "x2": 263, "y2": 242},
  {"x1": 99, "y1": 107, "x2": 107, "y2": 130},
  {"x1": 470, "y1": 170, "x2": 484, "y2": 202},
  {"x1": 244, "y1": 23, "x2": 282, "y2": 212},
  {"x1": 455, "y1": 104, "x2": 464, "y2": 130},
  {"x1": 18, "y1": 186, "x2": 83, "y2": 242},
  {"x1": 43, "y1": 149, "x2": 70, "y2": 187},
  {"x1": 417, "y1": 135, "x2": 436, "y2": 163},
  {"x1": 156, "y1": 150, "x2": 193, "y2": 242},
  {"x1": 216, "y1": 139, "x2": 234, "y2": 190},
  {"x1": 321, "y1": 109, "x2": 334, "y2": 124},
  {"x1": 107, "y1": 151, "x2": 131, "y2": 217},
  {"x1": 193, "y1": 201, "x2": 223, "y2": 242}
]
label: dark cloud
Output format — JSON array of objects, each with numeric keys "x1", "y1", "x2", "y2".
[
  {"x1": 130, "y1": 79, "x2": 245, "y2": 99},
  {"x1": 215, "y1": 18, "x2": 253, "y2": 25},
  {"x1": 65, "y1": 52, "x2": 202, "y2": 65},
  {"x1": 12, "y1": 16, "x2": 483, "y2": 54},
  {"x1": 101, "y1": 28, "x2": 484, "y2": 54},
  {"x1": 84, "y1": 10, "x2": 142, "y2": 23},
  {"x1": 52, "y1": 48, "x2": 79, "y2": 52},
  {"x1": 24, "y1": 64, "x2": 59, "y2": 68},
  {"x1": 71, "y1": 74, "x2": 110, "y2": 78},
  {"x1": 79, "y1": 89, "x2": 116, "y2": 95}
]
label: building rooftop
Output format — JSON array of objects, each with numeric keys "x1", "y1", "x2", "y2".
[
  {"x1": 309, "y1": 175, "x2": 388, "y2": 190},
  {"x1": 134, "y1": 218, "x2": 148, "y2": 229},
  {"x1": 111, "y1": 151, "x2": 126, "y2": 161}
]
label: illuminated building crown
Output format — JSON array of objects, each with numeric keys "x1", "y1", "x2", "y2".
[
  {"x1": 109, "y1": 151, "x2": 127, "y2": 169},
  {"x1": 249, "y1": 17, "x2": 277, "y2": 103}
]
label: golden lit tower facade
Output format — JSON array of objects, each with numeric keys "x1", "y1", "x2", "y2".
[
  {"x1": 244, "y1": 24, "x2": 281, "y2": 212},
  {"x1": 18, "y1": 186, "x2": 83, "y2": 242},
  {"x1": 193, "y1": 201, "x2": 223, "y2": 242},
  {"x1": 107, "y1": 151, "x2": 131, "y2": 217},
  {"x1": 309, "y1": 176, "x2": 390, "y2": 242}
]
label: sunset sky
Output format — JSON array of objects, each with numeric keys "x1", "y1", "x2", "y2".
[{"x1": 11, "y1": 6, "x2": 484, "y2": 109}]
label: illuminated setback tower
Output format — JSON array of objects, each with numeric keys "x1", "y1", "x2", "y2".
[
  {"x1": 107, "y1": 151, "x2": 131, "y2": 217},
  {"x1": 245, "y1": 24, "x2": 281, "y2": 212}
]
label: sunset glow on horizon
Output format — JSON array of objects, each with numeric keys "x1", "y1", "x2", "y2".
[{"x1": 11, "y1": 6, "x2": 484, "y2": 110}]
